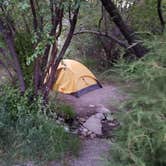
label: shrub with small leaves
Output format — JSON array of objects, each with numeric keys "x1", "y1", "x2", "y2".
[{"x1": 107, "y1": 34, "x2": 166, "y2": 166}]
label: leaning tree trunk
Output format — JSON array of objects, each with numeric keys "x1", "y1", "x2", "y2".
[
  {"x1": 0, "y1": 19, "x2": 26, "y2": 93},
  {"x1": 157, "y1": 0, "x2": 165, "y2": 33},
  {"x1": 100, "y1": 0, "x2": 148, "y2": 58}
]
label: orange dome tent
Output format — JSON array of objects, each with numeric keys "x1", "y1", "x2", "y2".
[{"x1": 52, "y1": 59, "x2": 102, "y2": 97}]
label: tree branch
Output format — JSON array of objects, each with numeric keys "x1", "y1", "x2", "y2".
[
  {"x1": 29, "y1": 0, "x2": 38, "y2": 32},
  {"x1": 157, "y1": 0, "x2": 165, "y2": 33},
  {"x1": 74, "y1": 30, "x2": 127, "y2": 48}
]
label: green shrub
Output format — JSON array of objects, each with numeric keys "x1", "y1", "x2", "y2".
[
  {"x1": 107, "y1": 35, "x2": 166, "y2": 166},
  {"x1": 129, "y1": 0, "x2": 166, "y2": 33},
  {"x1": 57, "y1": 103, "x2": 76, "y2": 121},
  {"x1": 0, "y1": 86, "x2": 80, "y2": 165},
  {"x1": 15, "y1": 32, "x2": 34, "y2": 86}
]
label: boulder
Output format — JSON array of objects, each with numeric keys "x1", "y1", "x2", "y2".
[
  {"x1": 83, "y1": 115, "x2": 102, "y2": 135},
  {"x1": 95, "y1": 113, "x2": 105, "y2": 120}
]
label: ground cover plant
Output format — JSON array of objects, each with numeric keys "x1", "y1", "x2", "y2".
[{"x1": 0, "y1": 86, "x2": 80, "y2": 165}]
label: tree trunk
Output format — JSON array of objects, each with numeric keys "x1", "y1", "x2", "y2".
[
  {"x1": 100, "y1": 0, "x2": 148, "y2": 58},
  {"x1": 0, "y1": 24, "x2": 26, "y2": 93},
  {"x1": 43, "y1": 7, "x2": 80, "y2": 99},
  {"x1": 157, "y1": 0, "x2": 165, "y2": 33}
]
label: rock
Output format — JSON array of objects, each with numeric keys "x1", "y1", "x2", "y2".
[
  {"x1": 58, "y1": 117, "x2": 64, "y2": 122},
  {"x1": 108, "y1": 122, "x2": 117, "y2": 127},
  {"x1": 56, "y1": 120, "x2": 61, "y2": 124},
  {"x1": 89, "y1": 104, "x2": 95, "y2": 107},
  {"x1": 64, "y1": 126, "x2": 69, "y2": 132},
  {"x1": 82, "y1": 127, "x2": 88, "y2": 133},
  {"x1": 87, "y1": 130, "x2": 92, "y2": 136},
  {"x1": 90, "y1": 133, "x2": 96, "y2": 139},
  {"x1": 82, "y1": 128, "x2": 88, "y2": 137},
  {"x1": 79, "y1": 117, "x2": 86, "y2": 123},
  {"x1": 95, "y1": 113, "x2": 105, "y2": 120},
  {"x1": 96, "y1": 104, "x2": 110, "y2": 113},
  {"x1": 83, "y1": 115, "x2": 102, "y2": 135}
]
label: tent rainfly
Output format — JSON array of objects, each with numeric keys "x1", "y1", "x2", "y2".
[{"x1": 52, "y1": 59, "x2": 102, "y2": 97}]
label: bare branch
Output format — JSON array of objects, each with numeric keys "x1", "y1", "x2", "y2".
[
  {"x1": 74, "y1": 30, "x2": 127, "y2": 48},
  {"x1": 157, "y1": 0, "x2": 165, "y2": 33}
]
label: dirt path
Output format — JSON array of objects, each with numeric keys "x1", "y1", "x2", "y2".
[
  {"x1": 55, "y1": 84, "x2": 124, "y2": 166},
  {"x1": 69, "y1": 138, "x2": 111, "y2": 166},
  {"x1": 49, "y1": 138, "x2": 111, "y2": 166},
  {"x1": 57, "y1": 85, "x2": 124, "y2": 117}
]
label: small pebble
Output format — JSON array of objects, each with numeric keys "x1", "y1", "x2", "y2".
[
  {"x1": 79, "y1": 117, "x2": 86, "y2": 123},
  {"x1": 90, "y1": 133, "x2": 96, "y2": 139},
  {"x1": 87, "y1": 130, "x2": 92, "y2": 136},
  {"x1": 82, "y1": 127, "x2": 88, "y2": 133},
  {"x1": 108, "y1": 122, "x2": 117, "y2": 127}
]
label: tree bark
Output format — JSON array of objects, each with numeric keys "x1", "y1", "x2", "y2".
[
  {"x1": 0, "y1": 20, "x2": 26, "y2": 93},
  {"x1": 74, "y1": 30, "x2": 127, "y2": 48},
  {"x1": 43, "y1": 6, "x2": 80, "y2": 99},
  {"x1": 29, "y1": 0, "x2": 41, "y2": 95},
  {"x1": 100, "y1": 0, "x2": 148, "y2": 58},
  {"x1": 157, "y1": 0, "x2": 165, "y2": 33}
]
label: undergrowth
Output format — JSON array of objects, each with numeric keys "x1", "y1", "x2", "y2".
[
  {"x1": 107, "y1": 34, "x2": 166, "y2": 166},
  {"x1": 0, "y1": 86, "x2": 80, "y2": 166}
]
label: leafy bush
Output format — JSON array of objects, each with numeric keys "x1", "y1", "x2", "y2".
[
  {"x1": 57, "y1": 103, "x2": 76, "y2": 121},
  {"x1": 0, "y1": 86, "x2": 80, "y2": 165},
  {"x1": 107, "y1": 35, "x2": 166, "y2": 166},
  {"x1": 129, "y1": 0, "x2": 166, "y2": 33},
  {"x1": 15, "y1": 32, "x2": 34, "y2": 86}
]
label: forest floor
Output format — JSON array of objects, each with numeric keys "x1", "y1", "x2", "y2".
[{"x1": 53, "y1": 84, "x2": 125, "y2": 166}]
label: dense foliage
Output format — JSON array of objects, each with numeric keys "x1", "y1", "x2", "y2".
[
  {"x1": 0, "y1": 0, "x2": 166, "y2": 165},
  {"x1": 129, "y1": 0, "x2": 166, "y2": 33},
  {"x1": 0, "y1": 86, "x2": 79, "y2": 165},
  {"x1": 107, "y1": 34, "x2": 166, "y2": 166}
]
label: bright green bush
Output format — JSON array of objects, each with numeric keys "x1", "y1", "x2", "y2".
[
  {"x1": 107, "y1": 35, "x2": 166, "y2": 166},
  {"x1": 57, "y1": 103, "x2": 76, "y2": 121},
  {"x1": 0, "y1": 86, "x2": 80, "y2": 165}
]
